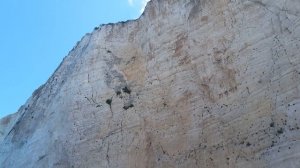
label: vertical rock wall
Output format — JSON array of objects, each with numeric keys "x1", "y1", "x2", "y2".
[{"x1": 1, "y1": 0, "x2": 300, "y2": 167}]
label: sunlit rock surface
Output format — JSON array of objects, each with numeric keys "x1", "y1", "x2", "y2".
[{"x1": 1, "y1": 0, "x2": 300, "y2": 167}]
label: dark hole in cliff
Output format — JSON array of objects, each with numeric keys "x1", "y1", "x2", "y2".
[
  {"x1": 271, "y1": 141, "x2": 275, "y2": 147},
  {"x1": 246, "y1": 142, "x2": 251, "y2": 147},
  {"x1": 277, "y1": 128, "x2": 284, "y2": 134},
  {"x1": 122, "y1": 86, "x2": 131, "y2": 94},
  {"x1": 107, "y1": 50, "x2": 112, "y2": 53},
  {"x1": 38, "y1": 155, "x2": 47, "y2": 161},
  {"x1": 106, "y1": 99, "x2": 112, "y2": 106},
  {"x1": 270, "y1": 122, "x2": 275, "y2": 127},
  {"x1": 163, "y1": 102, "x2": 167, "y2": 107},
  {"x1": 123, "y1": 104, "x2": 134, "y2": 110},
  {"x1": 116, "y1": 90, "x2": 121, "y2": 96}
]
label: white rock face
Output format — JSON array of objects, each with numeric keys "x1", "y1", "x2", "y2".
[{"x1": 1, "y1": 0, "x2": 300, "y2": 167}]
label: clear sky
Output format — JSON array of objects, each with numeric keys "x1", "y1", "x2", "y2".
[{"x1": 0, "y1": 0, "x2": 150, "y2": 118}]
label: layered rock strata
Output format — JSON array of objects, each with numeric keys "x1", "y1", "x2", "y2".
[{"x1": 1, "y1": 0, "x2": 300, "y2": 167}]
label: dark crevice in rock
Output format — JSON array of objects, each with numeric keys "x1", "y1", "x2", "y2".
[
  {"x1": 123, "y1": 104, "x2": 134, "y2": 110},
  {"x1": 122, "y1": 86, "x2": 131, "y2": 94}
]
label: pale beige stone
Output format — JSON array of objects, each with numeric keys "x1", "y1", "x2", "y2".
[{"x1": 1, "y1": 0, "x2": 300, "y2": 167}]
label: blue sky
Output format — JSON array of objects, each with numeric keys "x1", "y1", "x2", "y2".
[{"x1": 0, "y1": 0, "x2": 150, "y2": 118}]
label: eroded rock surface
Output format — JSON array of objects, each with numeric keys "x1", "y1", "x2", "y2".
[{"x1": 1, "y1": 0, "x2": 300, "y2": 167}]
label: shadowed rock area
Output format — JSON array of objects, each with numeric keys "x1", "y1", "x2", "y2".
[{"x1": 1, "y1": 0, "x2": 300, "y2": 167}]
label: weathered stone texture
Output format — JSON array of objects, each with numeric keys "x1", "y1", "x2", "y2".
[{"x1": 1, "y1": 0, "x2": 300, "y2": 167}]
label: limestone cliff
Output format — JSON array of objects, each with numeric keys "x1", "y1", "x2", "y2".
[{"x1": 1, "y1": 0, "x2": 300, "y2": 167}]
